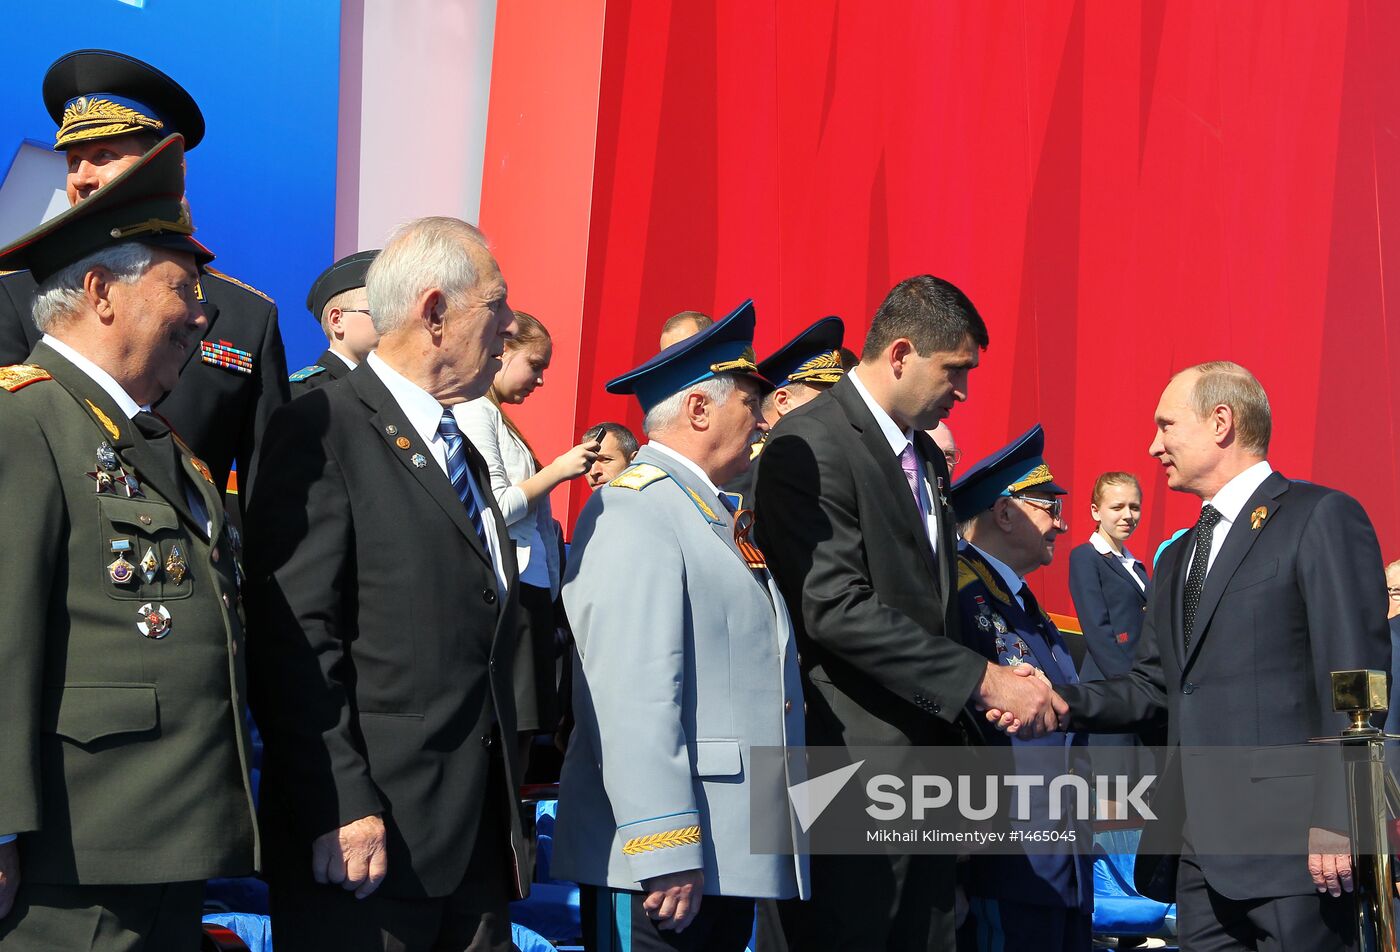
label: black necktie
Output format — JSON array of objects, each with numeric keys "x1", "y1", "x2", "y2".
[
  {"x1": 133, "y1": 410, "x2": 186, "y2": 495},
  {"x1": 1182, "y1": 504, "x2": 1223, "y2": 652}
]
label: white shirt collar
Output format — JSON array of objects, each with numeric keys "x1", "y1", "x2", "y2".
[
  {"x1": 328, "y1": 350, "x2": 358, "y2": 371},
  {"x1": 42, "y1": 334, "x2": 145, "y2": 419},
  {"x1": 366, "y1": 351, "x2": 446, "y2": 445},
  {"x1": 646, "y1": 439, "x2": 723, "y2": 497},
  {"x1": 969, "y1": 541, "x2": 1026, "y2": 600},
  {"x1": 1088, "y1": 531, "x2": 1138, "y2": 564},
  {"x1": 1204, "y1": 459, "x2": 1273, "y2": 525},
  {"x1": 848, "y1": 367, "x2": 913, "y2": 456}
]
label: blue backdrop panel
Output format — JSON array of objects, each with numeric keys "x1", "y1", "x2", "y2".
[{"x1": 0, "y1": 0, "x2": 341, "y2": 363}]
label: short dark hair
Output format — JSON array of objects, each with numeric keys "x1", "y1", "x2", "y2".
[
  {"x1": 862, "y1": 275, "x2": 988, "y2": 357},
  {"x1": 583, "y1": 421, "x2": 639, "y2": 460}
]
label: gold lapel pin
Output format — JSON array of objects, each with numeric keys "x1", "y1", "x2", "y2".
[
  {"x1": 1250, "y1": 506, "x2": 1267, "y2": 530},
  {"x1": 396, "y1": 436, "x2": 411, "y2": 450}
]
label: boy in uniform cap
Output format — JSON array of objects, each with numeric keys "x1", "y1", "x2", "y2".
[
  {"x1": 0, "y1": 48, "x2": 290, "y2": 505},
  {"x1": 723, "y1": 315, "x2": 845, "y2": 507},
  {"x1": 290, "y1": 249, "x2": 381, "y2": 396},
  {"x1": 0, "y1": 135, "x2": 258, "y2": 949},
  {"x1": 556, "y1": 300, "x2": 807, "y2": 951},
  {"x1": 950, "y1": 424, "x2": 1091, "y2": 952}
]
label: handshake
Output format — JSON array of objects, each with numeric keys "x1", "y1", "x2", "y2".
[{"x1": 973, "y1": 662, "x2": 1068, "y2": 738}]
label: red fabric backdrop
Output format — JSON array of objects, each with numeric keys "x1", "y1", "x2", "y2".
[{"x1": 480, "y1": 0, "x2": 1400, "y2": 614}]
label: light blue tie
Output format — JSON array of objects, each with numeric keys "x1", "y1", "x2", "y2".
[{"x1": 437, "y1": 409, "x2": 490, "y2": 550}]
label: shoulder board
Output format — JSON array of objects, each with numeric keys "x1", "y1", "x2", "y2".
[
  {"x1": 956, "y1": 553, "x2": 1014, "y2": 606},
  {"x1": 289, "y1": 364, "x2": 327, "y2": 382},
  {"x1": 0, "y1": 270, "x2": 20, "y2": 278},
  {"x1": 204, "y1": 267, "x2": 275, "y2": 303},
  {"x1": 608, "y1": 463, "x2": 670, "y2": 491},
  {"x1": 0, "y1": 364, "x2": 51, "y2": 392}
]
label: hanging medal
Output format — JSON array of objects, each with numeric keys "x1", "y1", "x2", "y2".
[{"x1": 108, "y1": 539, "x2": 136, "y2": 585}]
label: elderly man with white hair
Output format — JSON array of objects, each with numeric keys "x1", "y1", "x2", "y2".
[
  {"x1": 246, "y1": 216, "x2": 525, "y2": 952},
  {"x1": 556, "y1": 300, "x2": 808, "y2": 952}
]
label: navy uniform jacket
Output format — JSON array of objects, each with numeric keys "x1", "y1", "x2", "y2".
[
  {"x1": 0, "y1": 266, "x2": 290, "y2": 502},
  {"x1": 956, "y1": 542, "x2": 1092, "y2": 912},
  {"x1": 1068, "y1": 541, "x2": 1149, "y2": 682},
  {"x1": 288, "y1": 348, "x2": 351, "y2": 399}
]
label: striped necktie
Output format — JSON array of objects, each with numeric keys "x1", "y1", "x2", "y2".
[{"x1": 437, "y1": 409, "x2": 490, "y2": 551}]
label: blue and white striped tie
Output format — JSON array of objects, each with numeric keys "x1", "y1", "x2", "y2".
[{"x1": 437, "y1": 409, "x2": 490, "y2": 550}]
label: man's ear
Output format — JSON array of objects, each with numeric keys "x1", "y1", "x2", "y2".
[
  {"x1": 84, "y1": 267, "x2": 117, "y2": 322},
  {"x1": 1211, "y1": 403, "x2": 1235, "y2": 446},
  {"x1": 888, "y1": 338, "x2": 915, "y2": 377},
  {"x1": 420, "y1": 289, "x2": 446, "y2": 340},
  {"x1": 686, "y1": 390, "x2": 711, "y2": 430}
]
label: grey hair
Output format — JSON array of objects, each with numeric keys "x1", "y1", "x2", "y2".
[
  {"x1": 31, "y1": 242, "x2": 154, "y2": 332},
  {"x1": 642, "y1": 375, "x2": 737, "y2": 436},
  {"x1": 366, "y1": 216, "x2": 490, "y2": 335}
]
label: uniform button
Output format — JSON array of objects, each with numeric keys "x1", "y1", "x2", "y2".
[
  {"x1": 784, "y1": 699, "x2": 793, "y2": 713},
  {"x1": 489, "y1": 660, "x2": 497, "y2": 673},
  {"x1": 482, "y1": 734, "x2": 494, "y2": 748},
  {"x1": 211, "y1": 547, "x2": 221, "y2": 563},
  {"x1": 1182, "y1": 682, "x2": 1196, "y2": 695},
  {"x1": 933, "y1": 703, "x2": 942, "y2": 714},
  {"x1": 139, "y1": 514, "x2": 152, "y2": 526},
  {"x1": 482, "y1": 589, "x2": 496, "y2": 605}
]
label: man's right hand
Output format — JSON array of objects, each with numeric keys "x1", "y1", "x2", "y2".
[
  {"x1": 0, "y1": 840, "x2": 18, "y2": 920},
  {"x1": 312, "y1": 813, "x2": 388, "y2": 899},
  {"x1": 974, "y1": 662, "x2": 1066, "y2": 738},
  {"x1": 640, "y1": 868, "x2": 704, "y2": 932}
]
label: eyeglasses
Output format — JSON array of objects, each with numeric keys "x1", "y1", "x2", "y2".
[
  {"x1": 1010, "y1": 494, "x2": 1063, "y2": 521},
  {"x1": 340, "y1": 308, "x2": 373, "y2": 316}
]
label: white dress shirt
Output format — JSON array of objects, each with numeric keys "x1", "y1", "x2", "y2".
[
  {"x1": 366, "y1": 352, "x2": 508, "y2": 591},
  {"x1": 1089, "y1": 531, "x2": 1147, "y2": 592},
  {"x1": 969, "y1": 542, "x2": 1028, "y2": 611},
  {"x1": 43, "y1": 335, "x2": 211, "y2": 537},
  {"x1": 1186, "y1": 460, "x2": 1273, "y2": 577},
  {"x1": 847, "y1": 368, "x2": 938, "y2": 554}
]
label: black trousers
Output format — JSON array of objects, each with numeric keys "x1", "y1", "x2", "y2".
[
  {"x1": 0, "y1": 880, "x2": 203, "y2": 951},
  {"x1": 1174, "y1": 855, "x2": 1357, "y2": 952},
  {"x1": 580, "y1": 884, "x2": 755, "y2": 952},
  {"x1": 791, "y1": 852, "x2": 957, "y2": 951}
]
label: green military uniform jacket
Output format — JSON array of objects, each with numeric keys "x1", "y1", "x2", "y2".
[{"x1": 0, "y1": 341, "x2": 258, "y2": 884}]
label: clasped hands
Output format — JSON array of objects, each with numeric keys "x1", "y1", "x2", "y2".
[{"x1": 974, "y1": 662, "x2": 1069, "y2": 738}]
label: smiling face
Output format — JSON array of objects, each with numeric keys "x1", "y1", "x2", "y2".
[
  {"x1": 1091, "y1": 482, "x2": 1142, "y2": 543},
  {"x1": 65, "y1": 134, "x2": 155, "y2": 204},
  {"x1": 107, "y1": 249, "x2": 206, "y2": 403},
  {"x1": 493, "y1": 339, "x2": 552, "y2": 404},
  {"x1": 1149, "y1": 370, "x2": 1225, "y2": 497},
  {"x1": 1007, "y1": 491, "x2": 1068, "y2": 573}
]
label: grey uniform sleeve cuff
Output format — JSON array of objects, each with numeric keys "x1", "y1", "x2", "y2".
[{"x1": 618, "y1": 811, "x2": 704, "y2": 884}]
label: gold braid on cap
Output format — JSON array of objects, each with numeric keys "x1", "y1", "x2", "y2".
[
  {"x1": 787, "y1": 350, "x2": 844, "y2": 384},
  {"x1": 709, "y1": 345, "x2": 759, "y2": 375},
  {"x1": 1008, "y1": 463, "x2": 1053, "y2": 493},
  {"x1": 56, "y1": 97, "x2": 165, "y2": 149},
  {"x1": 109, "y1": 205, "x2": 195, "y2": 240}
]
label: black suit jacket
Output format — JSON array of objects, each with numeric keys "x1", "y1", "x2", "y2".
[
  {"x1": 1058, "y1": 471, "x2": 1390, "y2": 901},
  {"x1": 289, "y1": 348, "x2": 351, "y2": 399},
  {"x1": 0, "y1": 267, "x2": 290, "y2": 502},
  {"x1": 754, "y1": 375, "x2": 987, "y2": 748},
  {"x1": 244, "y1": 364, "x2": 526, "y2": 900},
  {"x1": 1068, "y1": 541, "x2": 1150, "y2": 681}
]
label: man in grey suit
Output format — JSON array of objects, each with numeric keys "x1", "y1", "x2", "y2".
[{"x1": 557, "y1": 300, "x2": 807, "y2": 951}]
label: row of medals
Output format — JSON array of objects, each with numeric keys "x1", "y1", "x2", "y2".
[{"x1": 92, "y1": 441, "x2": 184, "y2": 639}]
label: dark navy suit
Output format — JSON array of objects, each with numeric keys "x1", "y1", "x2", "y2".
[
  {"x1": 956, "y1": 543, "x2": 1093, "y2": 952},
  {"x1": 1068, "y1": 540, "x2": 1149, "y2": 682}
]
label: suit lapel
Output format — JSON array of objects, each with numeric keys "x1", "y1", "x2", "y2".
[
  {"x1": 832, "y1": 378, "x2": 941, "y2": 584},
  {"x1": 348, "y1": 366, "x2": 493, "y2": 569},
  {"x1": 34, "y1": 343, "x2": 201, "y2": 531},
  {"x1": 1161, "y1": 534, "x2": 1191, "y2": 668},
  {"x1": 1101, "y1": 548, "x2": 1146, "y2": 601},
  {"x1": 318, "y1": 349, "x2": 350, "y2": 381},
  {"x1": 915, "y1": 429, "x2": 956, "y2": 612},
  {"x1": 1182, "y1": 473, "x2": 1289, "y2": 671}
]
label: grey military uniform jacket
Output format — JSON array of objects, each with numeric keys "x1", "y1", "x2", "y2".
[{"x1": 555, "y1": 444, "x2": 809, "y2": 900}]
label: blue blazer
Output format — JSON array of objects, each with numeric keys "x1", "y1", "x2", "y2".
[{"x1": 1068, "y1": 540, "x2": 1149, "y2": 682}]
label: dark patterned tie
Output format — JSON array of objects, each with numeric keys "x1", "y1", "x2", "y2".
[
  {"x1": 436, "y1": 409, "x2": 490, "y2": 552},
  {"x1": 1182, "y1": 504, "x2": 1223, "y2": 652}
]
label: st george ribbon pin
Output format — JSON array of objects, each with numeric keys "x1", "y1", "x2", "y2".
[
  {"x1": 137, "y1": 603, "x2": 172, "y2": 638},
  {"x1": 1250, "y1": 506, "x2": 1268, "y2": 530}
]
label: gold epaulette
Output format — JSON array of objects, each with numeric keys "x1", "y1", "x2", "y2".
[
  {"x1": 956, "y1": 553, "x2": 1014, "y2": 606},
  {"x1": 622, "y1": 825, "x2": 702, "y2": 855},
  {"x1": 608, "y1": 463, "x2": 670, "y2": 491},
  {"x1": 0, "y1": 270, "x2": 19, "y2": 277},
  {"x1": 204, "y1": 267, "x2": 275, "y2": 303},
  {"x1": 0, "y1": 364, "x2": 51, "y2": 392}
]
